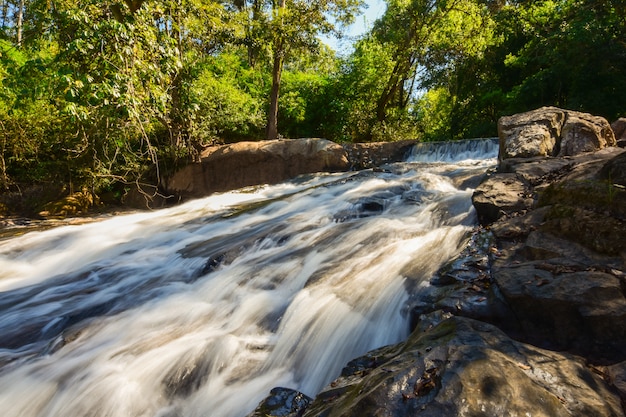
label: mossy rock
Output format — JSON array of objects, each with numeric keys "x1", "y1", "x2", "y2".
[
  {"x1": 538, "y1": 179, "x2": 626, "y2": 220},
  {"x1": 302, "y1": 317, "x2": 622, "y2": 417},
  {"x1": 541, "y1": 205, "x2": 626, "y2": 256}
]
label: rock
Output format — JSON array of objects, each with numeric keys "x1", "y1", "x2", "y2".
[
  {"x1": 492, "y1": 256, "x2": 626, "y2": 362},
  {"x1": 607, "y1": 361, "x2": 626, "y2": 407},
  {"x1": 303, "y1": 317, "x2": 623, "y2": 417},
  {"x1": 480, "y1": 146, "x2": 626, "y2": 362},
  {"x1": 498, "y1": 107, "x2": 616, "y2": 159},
  {"x1": 541, "y1": 205, "x2": 626, "y2": 255},
  {"x1": 600, "y1": 150, "x2": 626, "y2": 187},
  {"x1": 612, "y1": 118, "x2": 626, "y2": 143},
  {"x1": 342, "y1": 140, "x2": 417, "y2": 170},
  {"x1": 498, "y1": 106, "x2": 565, "y2": 158},
  {"x1": 559, "y1": 112, "x2": 616, "y2": 156},
  {"x1": 247, "y1": 387, "x2": 312, "y2": 417},
  {"x1": 408, "y1": 228, "x2": 518, "y2": 333},
  {"x1": 498, "y1": 156, "x2": 573, "y2": 186},
  {"x1": 164, "y1": 138, "x2": 349, "y2": 199},
  {"x1": 471, "y1": 173, "x2": 533, "y2": 223}
]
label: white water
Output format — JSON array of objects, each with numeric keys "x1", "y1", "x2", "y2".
[{"x1": 0, "y1": 141, "x2": 497, "y2": 417}]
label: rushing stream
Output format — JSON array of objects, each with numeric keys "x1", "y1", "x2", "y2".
[{"x1": 0, "y1": 139, "x2": 498, "y2": 417}]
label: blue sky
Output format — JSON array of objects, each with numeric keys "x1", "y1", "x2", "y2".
[{"x1": 321, "y1": 0, "x2": 386, "y2": 53}]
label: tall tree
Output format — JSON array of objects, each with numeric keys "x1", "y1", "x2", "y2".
[{"x1": 242, "y1": 0, "x2": 362, "y2": 140}]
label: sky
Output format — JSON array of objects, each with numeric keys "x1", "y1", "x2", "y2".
[{"x1": 321, "y1": 0, "x2": 387, "y2": 54}]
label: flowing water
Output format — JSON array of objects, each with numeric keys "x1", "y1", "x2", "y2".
[{"x1": 0, "y1": 140, "x2": 498, "y2": 417}]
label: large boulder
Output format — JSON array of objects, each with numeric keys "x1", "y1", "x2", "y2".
[
  {"x1": 164, "y1": 138, "x2": 349, "y2": 199},
  {"x1": 300, "y1": 317, "x2": 623, "y2": 417},
  {"x1": 560, "y1": 112, "x2": 616, "y2": 156},
  {"x1": 498, "y1": 107, "x2": 565, "y2": 159},
  {"x1": 498, "y1": 107, "x2": 616, "y2": 159}
]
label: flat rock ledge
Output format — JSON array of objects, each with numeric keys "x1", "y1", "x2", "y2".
[
  {"x1": 164, "y1": 138, "x2": 350, "y2": 200},
  {"x1": 248, "y1": 108, "x2": 626, "y2": 416},
  {"x1": 160, "y1": 138, "x2": 418, "y2": 202}
]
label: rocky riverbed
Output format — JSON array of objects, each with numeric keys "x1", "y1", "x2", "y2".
[{"x1": 248, "y1": 107, "x2": 626, "y2": 416}]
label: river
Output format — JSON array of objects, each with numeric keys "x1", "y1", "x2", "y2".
[{"x1": 0, "y1": 139, "x2": 497, "y2": 417}]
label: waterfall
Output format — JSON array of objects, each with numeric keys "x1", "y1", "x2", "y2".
[
  {"x1": 408, "y1": 138, "x2": 499, "y2": 162},
  {"x1": 0, "y1": 140, "x2": 497, "y2": 417}
]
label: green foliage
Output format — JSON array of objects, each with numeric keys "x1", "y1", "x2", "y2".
[
  {"x1": 191, "y1": 50, "x2": 266, "y2": 143},
  {"x1": 1, "y1": 0, "x2": 626, "y2": 214}
]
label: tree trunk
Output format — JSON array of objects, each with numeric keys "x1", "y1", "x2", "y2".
[
  {"x1": 247, "y1": 0, "x2": 262, "y2": 68},
  {"x1": 16, "y1": 0, "x2": 25, "y2": 46},
  {"x1": 266, "y1": 0, "x2": 286, "y2": 140},
  {"x1": 266, "y1": 44, "x2": 284, "y2": 140}
]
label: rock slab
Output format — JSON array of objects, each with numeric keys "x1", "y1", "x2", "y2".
[{"x1": 165, "y1": 138, "x2": 349, "y2": 199}]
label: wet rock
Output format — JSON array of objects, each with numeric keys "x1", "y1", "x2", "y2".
[
  {"x1": 246, "y1": 387, "x2": 312, "y2": 417},
  {"x1": 342, "y1": 141, "x2": 417, "y2": 170},
  {"x1": 408, "y1": 227, "x2": 519, "y2": 335},
  {"x1": 165, "y1": 138, "x2": 349, "y2": 199},
  {"x1": 492, "y1": 258, "x2": 626, "y2": 362},
  {"x1": 303, "y1": 317, "x2": 623, "y2": 417}
]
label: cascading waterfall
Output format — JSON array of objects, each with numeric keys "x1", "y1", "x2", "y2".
[{"x1": 0, "y1": 140, "x2": 498, "y2": 417}]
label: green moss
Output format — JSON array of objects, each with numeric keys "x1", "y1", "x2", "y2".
[{"x1": 538, "y1": 179, "x2": 626, "y2": 220}]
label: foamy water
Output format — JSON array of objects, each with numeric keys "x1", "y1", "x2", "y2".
[{"x1": 0, "y1": 140, "x2": 497, "y2": 417}]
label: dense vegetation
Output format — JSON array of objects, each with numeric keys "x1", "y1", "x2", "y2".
[{"x1": 0, "y1": 0, "x2": 624, "y2": 213}]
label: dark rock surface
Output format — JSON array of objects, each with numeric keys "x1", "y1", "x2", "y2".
[
  {"x1": 246, "y1": 387, "x2": 312, "y2": 417},
  {"x1": 303, "y1": 316, "x2": 623, "y2": 417},
  {"x1": 472, "y1": 145, "x2": 626, "y2": 364},
  {"x1": 342, "y1": 140, "x2": 418, "y2": 170},
  {"x1": 612, "y1": 118, "x2": 626, "y2": 146}
]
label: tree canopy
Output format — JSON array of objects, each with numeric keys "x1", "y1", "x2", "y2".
[{"x1": 0, "y1": 0, "x2": 624, "y2": 212}]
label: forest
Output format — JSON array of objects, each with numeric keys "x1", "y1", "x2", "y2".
[{"x1": 0, "y1": 0, "x2": 625, "y2": 213}]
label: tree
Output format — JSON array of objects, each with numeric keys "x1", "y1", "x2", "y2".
[{"x1": 237, "y1": 0, "x2": 362, "y2": 140}]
